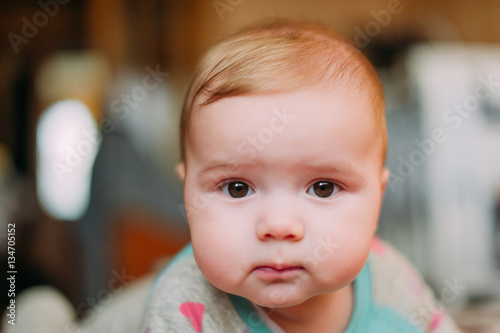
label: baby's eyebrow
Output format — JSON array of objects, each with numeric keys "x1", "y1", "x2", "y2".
[
  {"x1": 199, "y1": 161, "x2": 244, "y2": 176},
  {"x1": 302, "y1": 162, "x2": 364, "y2": 181},
  {"x1": 199, "y1": 160, "x2": 363, "y2": 181}
]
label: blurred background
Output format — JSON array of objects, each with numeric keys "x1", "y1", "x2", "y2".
[{"x1": 1, "y1": 0, "x2": 500, "y2": 332}]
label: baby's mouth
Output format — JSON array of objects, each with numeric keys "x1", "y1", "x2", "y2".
[{"x1": 253, "y1": 264, "x2": 304, "y2": 280}]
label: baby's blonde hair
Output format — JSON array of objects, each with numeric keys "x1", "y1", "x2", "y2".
[{"x1": 180, "y1": 20, "x2": 386, "y2": 165}]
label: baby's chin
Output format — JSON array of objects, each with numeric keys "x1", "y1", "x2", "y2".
[
  {"x1": 251, "y1": 298, "x2": 308, "y2": 309},
  {"x1": 213, "y1": 281, "x2": 312, "y2": 308},
  {"x1": 242, "y1": 283, "x2": 351, "y2": 309},
  {"x1": 242, "y1": 289, "x2": 315, "y2": 309}
]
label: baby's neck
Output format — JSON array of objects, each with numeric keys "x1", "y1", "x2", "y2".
[{"x1": 260, "y1": 283, "x2": 354, "y2": 333}]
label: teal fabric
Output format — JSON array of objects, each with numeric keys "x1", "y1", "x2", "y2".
[
  {"x1": 343, "y1": 263, "x2": 371, "y2": 333},
  {"x1": 228, "y1": 294, "x2": 275, "y2": 333},
  {"x1": 229, "y1": 262, "x2": 423, "y2": 333},
  {"x1": 344, "y1": 262, "x2": 422, "y2": 333},
  {"x1": 165, "y1": 242, "x2": 194, "y2": 267}
]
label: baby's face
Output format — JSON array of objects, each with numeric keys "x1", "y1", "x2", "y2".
[{"x1": 181, "y1": 88, "x2": 389, "y2": 308}]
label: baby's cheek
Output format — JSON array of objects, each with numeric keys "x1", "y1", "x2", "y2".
[
  {"x1": 312, "y1": 239, "x2": 371, "y2": 287},
  {"x1": 194, "y1": 244, "x2": 229, "y2": 285},
  {"x1": 191, "y1": 228, "x2": 244, "y2": 289},
  {"x1": 195, "y1": 251, "x2": 243, "y2": 296}
]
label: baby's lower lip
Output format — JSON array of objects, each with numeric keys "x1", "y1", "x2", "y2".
[{"x1": 253, "y1": 266, "x2": 304, "y2": 280}]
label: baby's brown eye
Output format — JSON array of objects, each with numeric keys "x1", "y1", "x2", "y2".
[
  {"x1": 222, "y1": 182, "x2": 254, "y2": 198},
  {"x1": 307, "y1": 181, "x2": 339, "y2": 198}
]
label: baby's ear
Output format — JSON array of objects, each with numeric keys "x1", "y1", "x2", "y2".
[
  {"x1": 381, "y1": 168, "x2": 390, "y2": 194},
  {"x1": 175, "y1": 162, "x2": 186, "y2": 181}
]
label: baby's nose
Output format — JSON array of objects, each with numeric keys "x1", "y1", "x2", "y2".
[{"x1": 255, "y1": 202, "x2": 304, "y2": 241}]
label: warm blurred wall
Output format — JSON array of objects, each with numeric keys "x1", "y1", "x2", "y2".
[
  {"x1": 85, "y1": 0, "x2": 500, "y2": 132},
  {"x1": 178, "y1": 0, "x2": 500, "y2": 72},
  {"x1": 2, "y1": 0, "x2": 500, "y2": 173}
]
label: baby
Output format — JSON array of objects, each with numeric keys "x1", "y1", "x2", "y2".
[{"x1": 142, "y1": 21, "x2": 460, "y2": 333}]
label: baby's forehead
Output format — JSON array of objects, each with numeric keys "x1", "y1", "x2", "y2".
[
  {"x1": 191, "y1": 85, "x2": 381, "y2": 128},
  {"x1": 188, "y1": 88, "x2": 384, "y2": 164}
]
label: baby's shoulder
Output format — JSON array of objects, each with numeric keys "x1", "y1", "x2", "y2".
[
  {"x1": 366, "y1": 237, "x2": 460, "y2": 332},
  {"x1": 369, "y1": 237, "x2": 431, "y2": 313},
  {"x1": 141, "y1": 245, "x2": 248, "y2": 333}
]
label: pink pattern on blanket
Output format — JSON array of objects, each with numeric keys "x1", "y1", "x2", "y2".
[
  {"x1": 430, "y1": 310, "x2": 443, "y2": 330},
  {"x1": 371, "y1": 236, "x2": 386, "y2": 255},
  {"x1": 180, "y1": 302, "x2": 205, "y2": 332}
]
